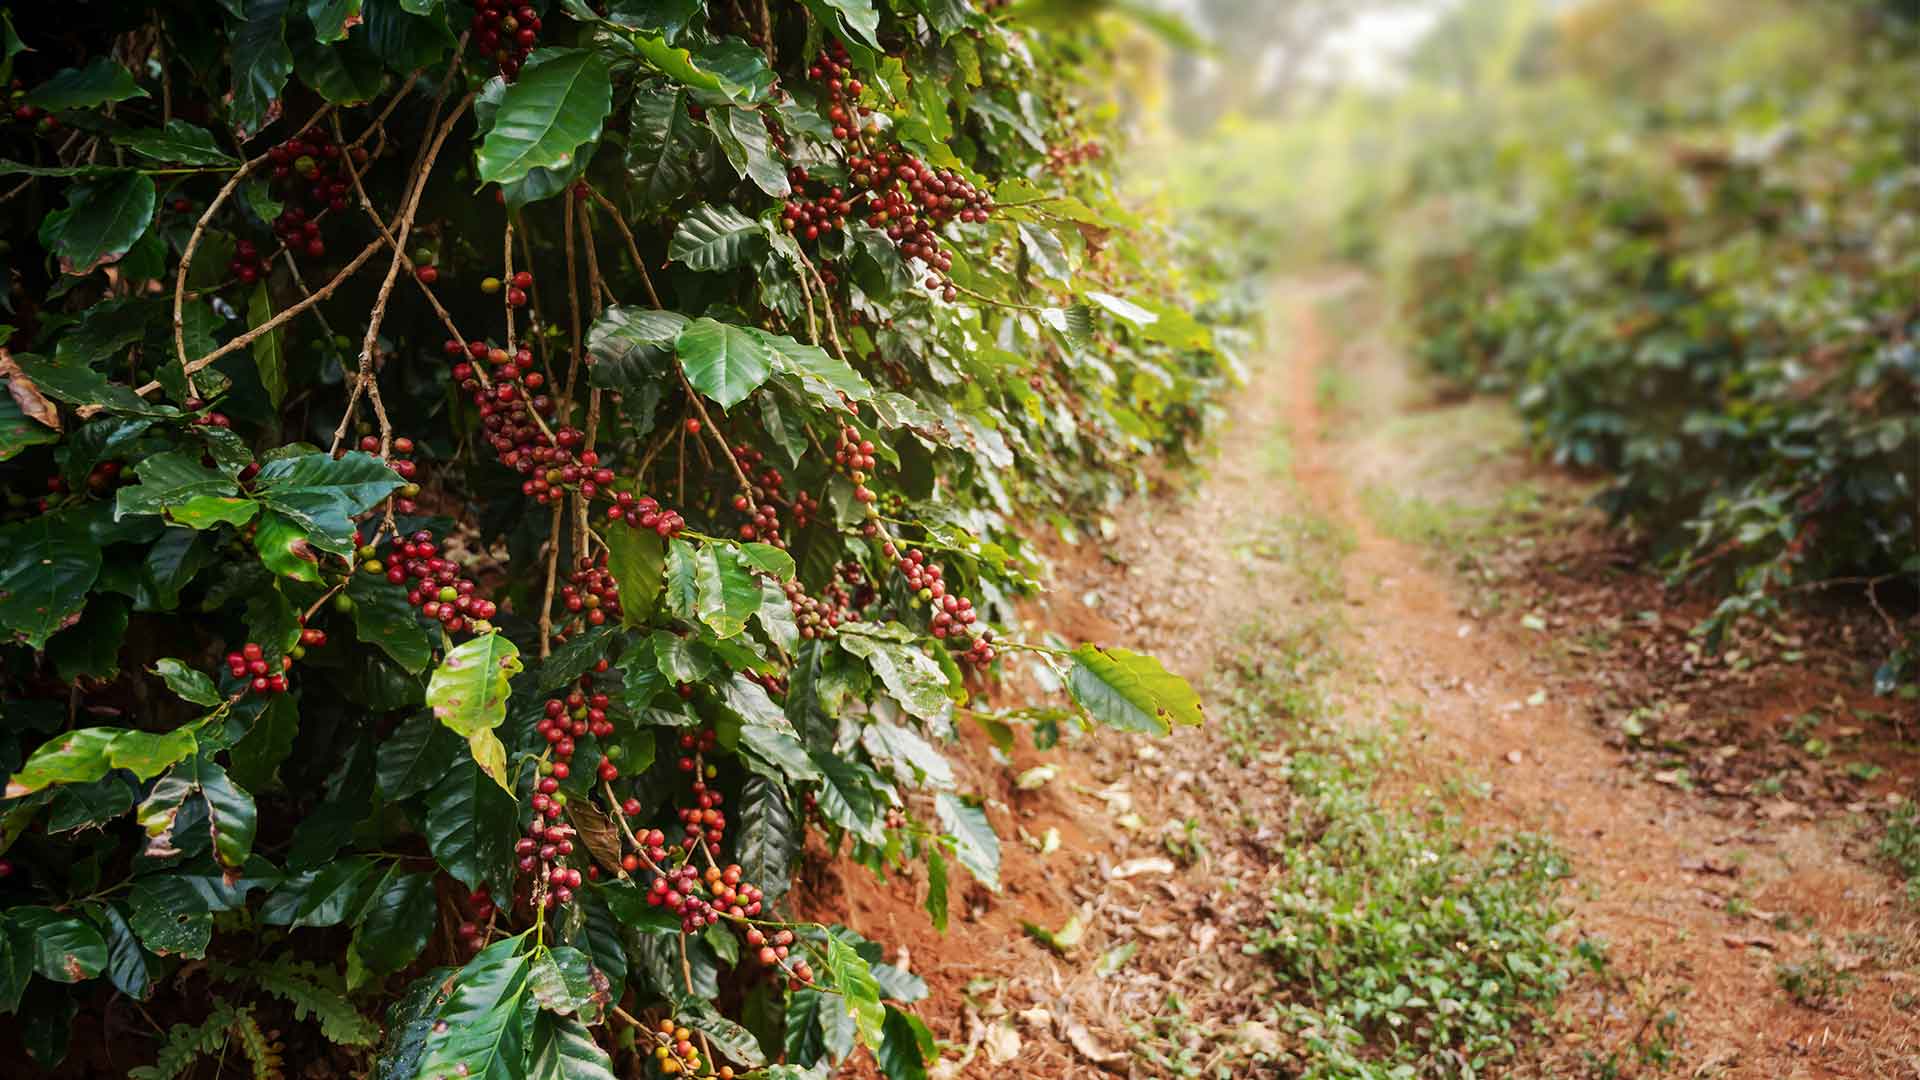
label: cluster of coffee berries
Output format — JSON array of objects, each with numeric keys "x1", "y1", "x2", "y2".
[
  {"x1": 364, "y1": 528, "x2": 499, "y2": 635},
  {"x1": 608, "y1": 490, "x2": 686, "y2": 537},
  {"x1": 441, "y1": 337, "x2": 688, "y2": 543},
  {"x1": 889, "y1": 544, "x2": 994, "y2": 667},
  {"x1": 559, "y1": 558, "x2": 622, "y2": 628},
  {"x1": 359, "y1": 434, "x2": 421, "y2": 513},
  {"x1": 1046, "y1": 139, "x2": 1104, "y2": 177},
  {"x1": 455, "y1": 887, "x2": 496, "y2": 952},
  {"x1": 9, "y1": 85, "x2": 52, "y2": 134},
  {"x1": 834, "y1": 425, "x2": 879, "y2": 505},
  {"x1": 471, "y1": 0, "x2": 542, "y2": 80},
  {"x1": 808, "y1": 40, "x2": 868, "y2": 142},
  {"x1": 646, "y1": 861, "x2": 764, "y2": 935},
  {"x1": 266, "y1": 132, "x2": 365, "y2": 248},
  {"x1": 781, "y1": 178, "x2": 855, "y2": 241},
  {"x1": 673, "y1": 730, "x2": 728, "y2": 847},
  {"x1": 848, "y1": 151, "x2": 991, "y2": 301},
  {"x1": 649, "y1": 1019, "x2": 726, "y2": 1077},
  {"x1": 784, "y1": 562, "x2": 869, "y2": 641},
  {"x1": 516, "y1": 814, "x2": 583, "y2": 908},
  {"x1": 226, "y1": 642, "x2": 293, "y2": 695},
  {"x1": 227, "y1": 239, "x2": 269, "y2": 286},
  {"x1": 480, "y1": 269, "x2": 533, "y2": 308}
]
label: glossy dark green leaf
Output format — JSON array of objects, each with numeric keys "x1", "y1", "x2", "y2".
[
  {"x1": 47, "y1": 593, "x2": 128, "y2": 681},
  {"x1": 422, "y1": 757, "x2": 517, "y2": 894},
  {"x1": 128, "y1": 874, "x2": 214, "y2": 958},
  {"x1": 676, "y1": 318, "x2": 772, "y2": 409},
  {"x1": 527, "y1": 1011, "x2": 617, "y2": 1080},
  {"x1": 228, "y1": 692, "x2": 299, "y2": 791},
  {"x1": 0, "y1": 918, "x2": 31, "y2": 1012},
  {"x1": 377, "y1": 710, "x2": 462, "y2": 801},
  {"x1": 0, "y1": 507, "x2": 100, "y2": 651},
  {"x1": 261, "y1": 856, "x2": 379, "y2": 928},
  {"x1": 476, "y1": 48, "x2": 612, "y2": 188},
  {"x1": 710, "y1": 106, "x2": 790, "y2": 197},
  {"x1": 413, "y1": 936, "x2": 535, "y2": 1080},
  {"x1": 363, "y1": 0, "x2": 455, "y2": 70},
  {"x1": 694, "y1": 543, "x2": 761, "y2": 638},
  {"x1": 878, "y1": 1006, "x2": 934, "y2": 1080},
  {"x1": 668, "y1": 205, "x2": 765, "y2": 274},
  {"x1": 350, "y1": 867, "x2": 437, "y2": 977},
  {"x1": 810, "y1": 750, "x2": 885, "y2": 845},
  {"x1": 230, "y1": 0, "x2": 295, "y2": 138},
  {"x1": 604, "y1": 524, "x2": 665, "y2": 625},
  {"x1": 291, "y1": 21, "x2": 385, "y2": 103},
  {"x1": 376, "y1": 968, "x2": 459, "y2": 1080},
  {"x1": 308, "y1": 0, "x2": 366, "y2": 41},
  {"x1": 662, "y1": 538, "x2": 701, "y2": 621},
  {"x1": 535, "y1": 623, "x2": 615, "y2": 692},
  {"x1": 195, "y1": 757, "x2": 257, "y2": 871},
  {"x1": 253, "y1": 450, "x2": 404, "y2": 555},
  {"x1": 114, "y1": 450, "x2": 240, "y2": 522},
  {"x1": 348, "y1": 573, "x2": 433, "y2": 674},
  {"x1": 837, "y1": 623, "x2": 951, "y2": 722},
  {"x1": 624, "y1": 82, "x2": 705, "y2": 209},
  {"x1": 750, "y1": 328, "x2": 873, "y2": 405},
  {"x1": 734, "y1": 776, "x2": 797, "y2": 906},
  {"x1": 10, "y1": 908, "x2": 108, "y2": 983},
  {"x1": 93, "y1": 902, "x2": 155, "y2": 1001},
  {"x1": 26, "y1": 58, "x2": 149, "y2": 111}
]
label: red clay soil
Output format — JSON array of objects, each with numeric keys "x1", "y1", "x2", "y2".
[{"x1": 789, "y1": 277, "x2": 1920, "y2": 1079}]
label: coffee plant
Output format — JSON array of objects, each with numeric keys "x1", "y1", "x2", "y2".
[
  {"x1": 0, "y1": 2, "x2": 1227, "y2": 1075},
  {"x1": 1398, "y1": 3, "x2": 1919, "y2": 677}
]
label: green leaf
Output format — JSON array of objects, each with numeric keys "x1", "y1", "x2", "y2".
[
  {"x1": 668, "y1": 204, "x2": 765, "y2": 273},
  {"x1": 837, "y1": 624, "x2": 951, "y2": 722},
  {"x1": 377, "y1": 710, "x2": 463, "y2": 801},
  {"x1": 292, "y1": 19, "x2": 385, "y2": 103},
  {"x1": 10, "y1": 353, "x2": 177, "y2": 417},
  {"x1": 228, "y1": 693, "x2": 299, "y2": 791},
  {"x1": 924, "y1": 847, "x2": 948, "y2": 931},
  {"x1": 662, "y1": 539, "x2": 701, "y2": 622},
  {"x1": 536, "y1": 624, "x2": 616, "y2": 693},
  {"x1": 196, "y1": 758, "x2": 258, "y2": 871},
  {"x1": 422, "y1": 758, "x2": 517, "y2": 894},
  {"x1": 935, "y1": 792, "x2": 999, "y2": 891},
  {"x1": 150, "y1": 660, "x2": 220, "y2": 708},
  {"x1": 247, "y1": 285, "x2": 286, "y2": 408},
  {"x1": 94, "y1": 902, "x2": 155, "y2": 1000},
  {"x1": 128, "y1": 875, "x2": 214, "y2": 959},
  {"x1": 44, "y1": 172, "x2": 155, "y2": 276},
  {"x1": 735, "y1": 542, "x2": 795, "y2": 581},
  {"x1": 824, "y1": 934, "x2": 886, "y2": 1049},
  {"x1": 1066, "y1": 645, "x2": 1203, "y2": 736},
  {"x1": 308, "y1": 0, "x2": 366, "y2": 41},
  {"x1": 527, "y1": 1012, "x2": 616, "y2": 1080},
  {"x1": 10, "y1": 908, "x2": 107, "y2": 983},
  {"x1": 364, "y1": 0, "x2": 455, "y2": 70},
  {"x1": 261, "y1": 856, "x2": 379, "y2": 928},
  {"x1": 679, "y1": 1000, "x2": 768, "y2": 1068},
  {"x1": 115, "y1": 450, "x2": 240, "y2": 522},
  {"x1": 413, "y1": 937, "x2": 535, "y2": 1080},
  {"x1": 624, "y1": 33, "x2": 771, "y2": 103},
  {"x1": 878, "y1": 1006, "x2": 933, "y2": 1080},
  {"x1": 253, "y1": 450, "x2": 404, "y2": 555},
  {"x1": 527, "y1": 946, "x2": 609, "y2": 1024},
  {"x1": 1085, "y1": 290, "x2": 1158, "y2": 326},
  {"x1": 350, "y1": 868, "x2": 437, "y2": 978},
  {"x1": 734, "y1": 776, "x2": 798, "y2": 906},
  {"x1": 0, "y1": 387, "x2": 60, "y2": 461},
  {"x1": 603, "y1": 524, "x2": 665, "y2": 625},
  {"x1": 809, "y1": 0, "x2": 882, "y2": 48},
  {"x1": 695, "y1": 543, "x2": 762, "y2": 638},
  {"x1": 710, "y1": 106, "x2": 790, "y2": 198},
  {"x1": 253, "y1": 509, "x2": 324, "y2": 583},
  {"x1": 4, "y1": 727, "x2": 196, "y2": 798},
  {"x1": 428, "y1": 634, "x2": 523, "y2": 789},
  {"x1": 26, "y1": 58, "x2": 148, "y2": 111},
  {"x1": 623, "y1": 83, "x2": 704, "y2": 210},
  {"x1": 750, "y1": 328, "x2": 873, "y2": 405},
  {"x1": 811, "y1": 751, "x2": 885, "y2": 845},
  {"x1": 348, "y1": 573, "x2": 433, "y2": 674},
  {"x1": 230, "y1": 0, "x2": 296, "y2": 138},
  {"x1": 676, "y1": 318, "x2": 772, "y2": 409},
  {"x1": 475, "y1": 48, "x2": 612, "y2": 188},
  {"x1": 116, "y1": 124, "x2": 237, "y2": 170},
  {"x1": 585, "y1": 305, "x2": 688, "y2": 398}
]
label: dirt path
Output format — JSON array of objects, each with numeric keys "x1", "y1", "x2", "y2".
[{"x1": 804, "y1": 278, "x2": 1918, "y2": 1079}]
